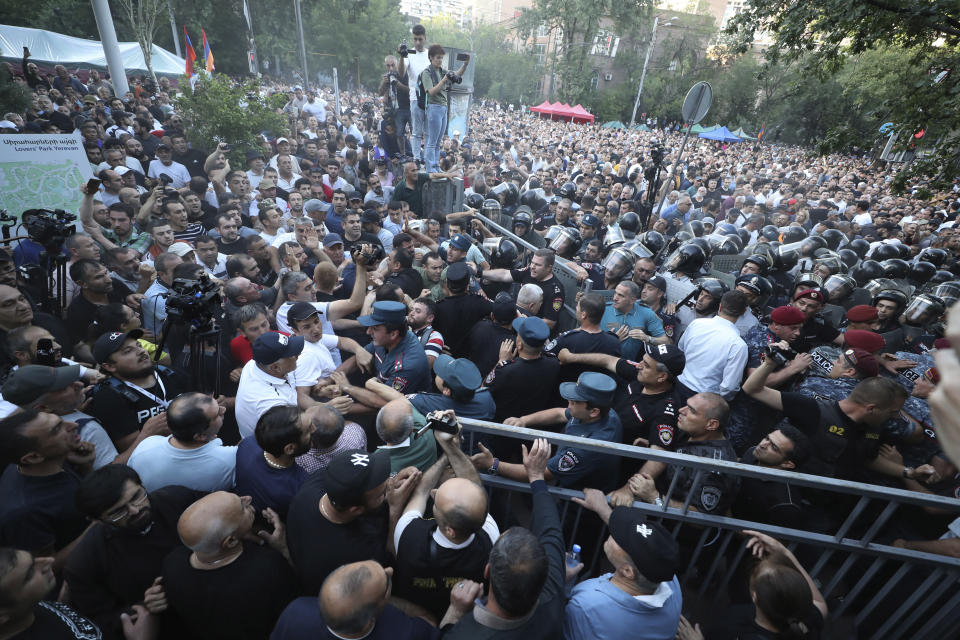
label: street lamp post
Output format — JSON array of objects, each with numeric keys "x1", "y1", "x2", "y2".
[{"x1": 629, "y1": 16, "x2": 676, "y2": 128}]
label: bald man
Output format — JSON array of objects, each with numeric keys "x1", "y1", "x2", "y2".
[
  {"x1": 374, "y1": 396, "x2": 439, "y2": 473},
  {"x1": 391, "y1": 415, "x2": 500, "y2": 621},
  {"x1": 271, "y1": 560, "x2": 442, "y2": 639},
  {"x1": 162, "y1": 492, "x2": 297, "y2": 639}
]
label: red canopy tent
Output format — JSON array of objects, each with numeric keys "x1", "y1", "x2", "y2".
[
  {"x1": 529, "y1": 100, "x2": 555, "y2": 116},
  {"x1": 570, "y1": 104, "x2": 595, "y2": 124}
]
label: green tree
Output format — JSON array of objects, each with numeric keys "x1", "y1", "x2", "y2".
[
  {"x1": 0, "y1": 69, "x2": 31, "y2": 116},
  {"x1": 727, "y1": 0, "x2": 960, "y2": 191},
  {"x1": 173, "y1": 74, "x2": 287, "y2": 162}
]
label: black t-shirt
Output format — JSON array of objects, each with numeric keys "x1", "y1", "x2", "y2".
[
  {"x1": 780, "y1": 392, "x2": 881, "y2": 478},
  {"x1": 433, "y1": 293, "x2": 494, "y2": 358},
  {"x1": 172, "y1": 149, "x2": 208, "y2": 178},
  {"x1": 163, "y1": 542, "x2": 298, "y2": 640},
  {"x1": 510, "y1": 268, "x2": 565, "y2": 330},
  {"x1": 286, "y1": 473, "x2": 392, "y2": 596},
  {"x1": 0, "y1": 466, "x2": 85, "y2": 554},
  {"x1": 66, "y1": 279, "x2": 133, "y2": 342},
  {"x1": 11, "y1": 602, "x2": 100, "y2": 640},
  {"x1": 466, "y1": 320, "x2": 515, "y2": 380},
  {"x1": 612, "y1": 359, "x2": 679, "y2": 451},
  {"x1": 545, "y1": 328, "x2": 621, "y2": 383},
  {"x1": 731, "y1": 449, "x2": 805, "y2": 530},
  {"x1": 342, "y1": 232, "x2": 383, "y2": 256},
  {"x1": 87, "y1": 369, "x2": 185, "y2": 443},
  {"x1": 393, "y1": 517, "x2": 494, "y2": 621},
  {"x1": 705, "y1": 602, "x2": 824, "y2": 640},
  {"x1": 486, "y1": 355, "x2": 562, "y2": 424},
  {"x1": 216, "y1": 236, "x2": 248, "y2": 256},
  {"x1": 387, "y1": 268, "x2": 424, "y2": 299},
  {"x1": 64, "y1": 486, "x2": 205, "y2": 635}
]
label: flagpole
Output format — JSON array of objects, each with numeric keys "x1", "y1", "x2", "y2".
[{"x1": 166, "y1": 0, "x2": 182, "y2": 58}]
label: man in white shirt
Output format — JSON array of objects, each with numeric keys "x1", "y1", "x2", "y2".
[
  {"x1": 128, "y1": 392, "x2": 237, "y2": 491},
  {"x1": 322, "y1": 158, "x2": 349, "y2": 192},
  {"x1": 246, "y1": 149, "x2": 267, "y2": 190},
  {"x1": 147, "y1": 143, "x2": 191, "y2": 188},
  {"x1": 301, "y1": 89, "x2": 327, "y2": 121},
  {"x1": 398, "y1": 23, "x2": 430, "y2": 162},
  {"x1": 235, "y1": 332, "x2": 304, "y2": 439},
  {"x1": 194, "y1": 235, "x2": 228, "y2": 279},
  {"x1": 275, "y1": 154, "x2": 302, "y2": 192},
  {"x1": 269, "y1": 137, "x2": 302, "y2": 173},
  {"x1": 676, "y1": 290, "x2": 749, "y2": 403}
]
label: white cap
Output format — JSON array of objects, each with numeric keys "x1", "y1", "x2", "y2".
[
  {"x1": 168, "y1": 242, "x2": 194, "y2": 257},
  {"x1": 114, "y1": 166, "x2": 132, "y2": 176}
]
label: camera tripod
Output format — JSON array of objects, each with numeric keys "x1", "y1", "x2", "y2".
[{"x1": 155, "y1": 315, "x2": 223, "y2": 397}]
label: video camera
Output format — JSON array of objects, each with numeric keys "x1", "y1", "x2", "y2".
[
  {"x1": 445, "y1": 71, "x2": 462, "y2": 85},
  {"x1": 650, "y1": 144, "x2": 665, "y2": 166},
  {"x1": 398, "y1": 39, "x2": 409, "y2": 58},
  {"x1": 165, "y1": 273, "x2": 221, "y2": 329},
  {"x1": 413, "y1": 410, "x2": 459, "y2": 440},
  {"x1": 764, "y1": 343, "x2": 795, "y2": 369},
  {"x1": 351, "y1": 243, "x2": 385, "y2": 267},
  {"x1": 22, "y1": 208, "x2": 76, "y2": 249}
]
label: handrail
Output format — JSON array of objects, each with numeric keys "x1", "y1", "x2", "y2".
[{"x1": 458, "y1": 417, "x2": 960, "y2": 512}]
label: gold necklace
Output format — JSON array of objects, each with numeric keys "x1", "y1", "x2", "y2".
[{"x1": 263, "y1": 451, "x2": 291, "y2": 470}]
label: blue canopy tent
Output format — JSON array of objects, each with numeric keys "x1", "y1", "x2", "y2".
[{"x1": 698, "y1": 126, "x2": 743, "y2": 143}]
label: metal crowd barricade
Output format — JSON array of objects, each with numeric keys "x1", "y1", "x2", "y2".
[
  {"x1": 474, "y1": 211, "x2": 588, "y2": 332},
  {"x1": 457, "y1": 417, "x2": 960, "y2": 640}
]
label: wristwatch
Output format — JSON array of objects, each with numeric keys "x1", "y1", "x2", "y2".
[
  {"x1": 903, "y1": 467, "x2": 913, "y2": 479},
  {"x1": 488, "y1": 458, "x2": 500, "y2": 475},
  {"x1": 654, "y1": 496, "x2": 664, "y2": 507}
]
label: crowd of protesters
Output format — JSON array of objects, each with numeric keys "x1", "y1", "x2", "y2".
[{"x1": 1, "y1": 20, "x2": 960, "y2": 640}]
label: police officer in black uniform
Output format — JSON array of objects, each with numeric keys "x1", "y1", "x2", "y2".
[
  {"x1": 791, "y1": 289, "x2": 844, "y2": 354},
  {"x1": 640, "y1": 276, "x2": 678, "y2": 342},
  {"x1": 432, "y1": 262, "x2": 494, "y2": 358},
  {"x1": 480, "y1": 248, "x2": 566, "y2": 335},
  {"x1": 544, "y1": 293, "x2": 621, "y2": 383},
  {"x1": 485, "y1": 316, "x2": 561, "y2": 425}
]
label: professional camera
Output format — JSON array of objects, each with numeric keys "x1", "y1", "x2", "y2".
[
  {"x1": 351, "y1": 243, "x2": 384, "y2": 266},
  {"x1": 22, "y1": 208, "x2": 77, "y2": 249},
  {"x1": 650, "y1": 144, "x2": 665, "y2": 166},
  {"x1": 446, "y1": 71, "x2": 462, "y2": 85},
  {"x1": 158, "y1": 173, "x2": 173, "y2": 186},
  {"x1": 165, "y1": 273, "x2": 221, "y2": 328},
  {"x1": 399, "y1": 39, "x2": 409, "y2": 58},
  {"x1": 764, "y1": 344, "x2": 795, "y2": 370},
  {"x1": 385, "y1": 71, "x2": 399, "y2": 85},
  {"x1": 413, "y1": 410, "x2": 460, "y2": 439}
]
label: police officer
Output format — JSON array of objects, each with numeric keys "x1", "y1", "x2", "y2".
[
  {"x1": 473, "y1": 371, "x2": 622, "y2": 492},
  {"x1": 481, "y1": 249, "x2": 566, "y2": 334},
  {"x1": 512, "y1": 207, "x2": 546, "y2": 249},
  {"x1": 742, "y1": 356, "x2": 938, "y2": 483},
  {"x1": 433, "y1": 262, "x2": 494, "y2": 357},
  {"x1": 485, "y1": 316, "x2": 560, "y2": 424},
  {"x1": 640, "y1": 276, "x2": 678, "y2": 343},
  {"x1": 791, "y1": 289, "x2": 844, "y2": 353},
  {"x1": 336, "y1": 301, "x2": 431, "y2": 406},
  {"x1": 576, "y1": 214, "x2": 601, "y2": 254},
  {"x1": 807, "y1": 329, "x2": 885, "y2": 380},
  {"x1": 733, "y1": 274, "x2": 765, "y2": 337},
  {"x1": 844, "y1": 305, "x2": 881, "y2": 332},
  {"x1": 407, "y1": 355, "x2": 496, "y2": 420}
]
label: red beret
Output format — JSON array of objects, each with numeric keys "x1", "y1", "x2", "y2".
[
  {"x1": 846, "y1": 304, "x2": 879, "y2": 323},
  {"x1": 844, "y1": 348, "x2": 879, "y2": 377},
  {"x1": 794, "y1": 289, "x2": 824, "y2": 303},
  {"x1": 770, "y1": 305, "x2": 806, "y2": 326},
  {"x1": 934, "y1": 338, "x2": 951, "y2": 350},
  {"x1": 843, "y1": 329, "x2": 885, "y2": 353}
]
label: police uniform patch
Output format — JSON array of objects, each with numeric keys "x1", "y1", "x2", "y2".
[
  {"x1": 700, "y1": 486, "x2": 722, "y2": 511},
  {"x1": 392, "y1": 377, "x2": 408, "y2": 391},
  {"x1": 657, "y1": 424, "x2": 674, "y2": 446},
  {"x1": 664, "y1": 324, "x2": 674, "y2": 337},
  {"x1": 557, "y1": 450, "x2": 580, "y2": 472},
  {"x1": 544, "y1": 339, "x2": 557, "y2": 351},
  {"x1": 553, "y1": 297, "x2": 563, "y2": 311}
]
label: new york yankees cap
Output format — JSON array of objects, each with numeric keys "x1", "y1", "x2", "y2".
[{"x1": 323, "y1": 448, "x2": 391, "y2": 505}]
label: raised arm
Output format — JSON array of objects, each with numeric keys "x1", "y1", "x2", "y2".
[
  {"x1": 557, "y1": 348, "x2": 619, "y2": 374},
  {"x1": 327, "y1": 251, "x2": 370, "y2": 321},
  {"x1": 741, "y1": 356, "x2": 784, "y2": 411}
]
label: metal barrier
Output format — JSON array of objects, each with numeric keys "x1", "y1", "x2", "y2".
[
  {"x1": 474, "y1": 211, "x2": 586, "y2": 332},
  {"x1": 458, "y1": 417, "x2": 960, "y2": 640}
]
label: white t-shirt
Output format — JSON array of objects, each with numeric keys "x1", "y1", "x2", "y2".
[
  {"x1": 406, "y1": 49, "x2": 430, "y2": 104},
  {"x1": 293, "y1": 335, "x2": 339, "y2": 387},
  {"x1": 276, "y1": 301, "x2": 342, "y2": 366},
  {"x1": 147, "y1": 159, "x2": 192, "y2": 188},
  {"x1": 301, "y1": 99, "x2": 327, "y2": 121}
]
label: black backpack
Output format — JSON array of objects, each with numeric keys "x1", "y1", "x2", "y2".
[{"x1": 416, "y1": 66, "x2": 441, "y2": 110}]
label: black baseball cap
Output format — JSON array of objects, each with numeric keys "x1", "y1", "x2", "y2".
[
  {"x1": 646, "y1": 275, "x2": 667, "y2": 292},
  {"x1": 324, "y1": 448, "x2": 391, "y2": 505},
  {"x1": 288, "y1": 301, "x2": 320, "y2": 327},
  {"x1": 252, "y1": 332, "x2": 304, "y2": 365},
  {"x1": 644, "y1": 342, "x2": 685, "y2": 378},
  {"x1": 93, "y1": 329, "x2": 144, "y2": 363},
  {"x1": 608, "y1": 507, "x2": 678, "y2": 583}
]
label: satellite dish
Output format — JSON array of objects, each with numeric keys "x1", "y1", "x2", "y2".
[{"x1": 682, "y1": 81, "x2": 713, "y2": 125}]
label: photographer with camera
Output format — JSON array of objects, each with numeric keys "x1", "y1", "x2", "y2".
[
  {"x1": 380, "y1": 55, "x2": 411, "y2": 155},
  {"x1": 147, "y1": 143, "x2": 190, "y2": 189},
  {"x1": 419, "y1": 45, "x2": 470, "y2": 173},
  {"x1": 398, "y1": 24, "x2": 430, "y2": 163}
]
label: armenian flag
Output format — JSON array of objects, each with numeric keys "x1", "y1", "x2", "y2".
[
  {"x1": 184, "y1": 28, "x2": 197, "y2": 78},
  {"x1": 757, "y1": 123, "x2": 766, "y2": 143},
  {"x1": 202, "y1": 28, "x2": 215, "y2": 72}
]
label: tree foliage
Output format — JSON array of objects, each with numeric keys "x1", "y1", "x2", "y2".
[
  {"x1": 111, "y1": 0, "x2": 167, "y2": 85},
  {"x1": 727, "y1": 0, "x2": 960, "y2": 191},
  {"x1": 173, "y1": 74, "x2": 287, "y2": 163}
]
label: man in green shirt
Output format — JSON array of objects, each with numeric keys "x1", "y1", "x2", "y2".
[{"x1": 366, "y1": 385, "x2": 439, "y2": 473}]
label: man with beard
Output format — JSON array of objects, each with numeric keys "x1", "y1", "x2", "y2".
[
  {"x1": 86, "y1": 329, "x2": 185, "y2": 452},
  {"x1": 235, "y1": 404, "x2": 320, "y2": 518},
  {"x1": 65, "y1": 464, "x2": 204, "y2": 639},
  {"x1": 364, "y1": 173, "x2": 394, "y2": 207},
  {"x1": 65, "y1": 260, "x2": 137, "y2": 344}
]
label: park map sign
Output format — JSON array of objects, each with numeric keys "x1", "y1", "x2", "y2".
[{"x1": 0, "y1": 134, "x2": 91, "y2": 222}]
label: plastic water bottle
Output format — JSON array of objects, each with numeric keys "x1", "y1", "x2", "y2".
[{"x1": 566, "y1": 543, "x2": 581, "y2": 568}]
